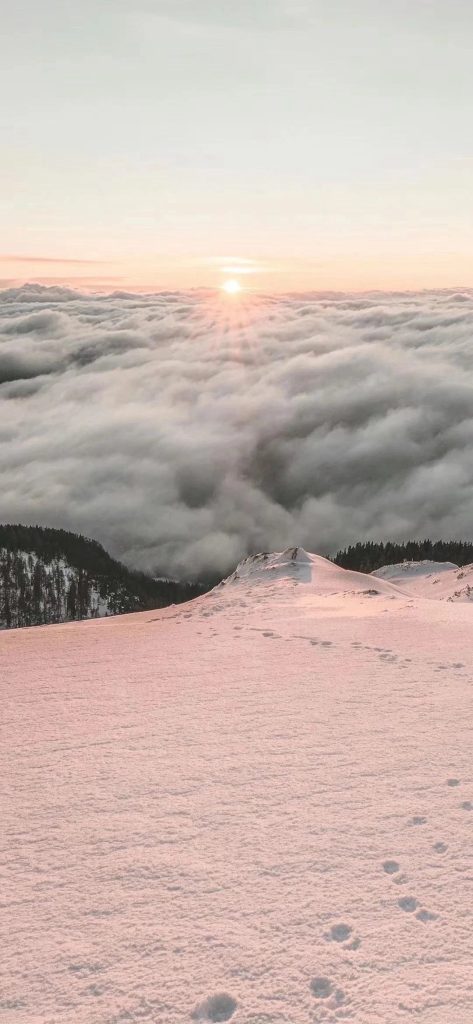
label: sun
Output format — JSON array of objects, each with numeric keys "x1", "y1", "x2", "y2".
[{"x1": 222, "y1": 278, "x2": 242, "y2": 295}]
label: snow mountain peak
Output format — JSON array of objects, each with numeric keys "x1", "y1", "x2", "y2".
[
  {"x1": 221, "y1": 547, "x2": 316, "y2": 587},
  {"x1": 217, "y1": 547, "x2": 403, "y2": 600}
]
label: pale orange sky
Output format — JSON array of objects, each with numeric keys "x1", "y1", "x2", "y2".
[
  {"x1": 3, "y1": 1, "x2": 473, "y2": 293},
  {"x1": 2, "y1": 248, "x2": 473, "y2": 295}
]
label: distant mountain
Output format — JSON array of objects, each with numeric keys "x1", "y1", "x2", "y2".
[
  {"x1": 333, "y1": 539, "x2": 473, "y2": 574},
  {"x1": 0, "y1": 524, "x2": 206, "y2": 629},
  {"x1": 372, "y1": 560, "x2": 473, "y2": 602}
]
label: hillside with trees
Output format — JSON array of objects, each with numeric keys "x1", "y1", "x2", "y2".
[
  {"x1": 333, "y1": 539, "x2": 473, "y2": 574},
  {"x1": 0, "y1": 524, "x2": 205, "y2": 629}
]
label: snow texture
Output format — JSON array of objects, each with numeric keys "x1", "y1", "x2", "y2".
[
  {"x1": 1, "y1": 548, "x2": 473, "y2": 1023},
  {"x1": 373, "y1": 559, "x2": 473, "y2": 602}
]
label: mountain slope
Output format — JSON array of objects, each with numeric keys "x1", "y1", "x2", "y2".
[
  {"x1": 220, "y1": 545, "x2": 405, "y2": 596},
  {"x1": 2, "y1": 548, "x2": 473, "y2": 1023},
  {"x1": 0, "y1": 524, "x2": 204, "y2": 628},
  {"x1": 373, "y1": 558, "x2": 473, "y2": 602}
]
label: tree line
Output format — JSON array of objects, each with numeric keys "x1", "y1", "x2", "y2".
[{"x1": 333, "y1": 539, "x2": 473, "y2": 574}]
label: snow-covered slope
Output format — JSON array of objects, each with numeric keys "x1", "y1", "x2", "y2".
[
  {"x1": 373, "y1": 559, "x2": 459, "y2": 581},
  {"x1": 373, "y1": 558, "x2": 473, "y2": 601},
  {"x1": 2, "y1": 548, "x2": 473, "y2": 1024},
  {"x1": 222, "y1": 546, "x2": 405, "y2": 597}
]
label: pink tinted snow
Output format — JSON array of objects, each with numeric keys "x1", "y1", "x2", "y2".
[{"x1": 1, "y1": 549, "x2": 473, "y2": 1023}]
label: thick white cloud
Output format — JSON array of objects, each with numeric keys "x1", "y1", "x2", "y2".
[{"x1": 1, "y1": 283, "x2": 473, "y2": 578}]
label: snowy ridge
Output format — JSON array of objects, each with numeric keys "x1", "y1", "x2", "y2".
[
  {"x1": 219, "y1": 546, "x2": 404, "y2": 599},
  {"x1": 373, "y1": 559, "x2": 473, "y2": 602},
  {"x1": 220, "y1": 546, "x2": 314, "y2": 585},
  {"x1": 373, "y1": 559, "x2": 459, "y2": 579}
]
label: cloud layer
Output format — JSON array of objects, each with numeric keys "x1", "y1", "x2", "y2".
[{"x1": 1, "y1": 283, "x2": 473, "y2": 578}]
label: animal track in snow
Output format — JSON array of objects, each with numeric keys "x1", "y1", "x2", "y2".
[
  {"x1": 334, "y1": 988, "x2": 347, "y2": 1006},
  {"x1": 387, "y1": 847, "x2": 438, "y2": 921},
  {"x1": 396, "y1": 889, "x2": 437, "y2": 921},
  {"x1": 293, "y1": 633, "x2": 337, "y2": 648},
  {"x1": 310, "y1": 976, "x2": 348, "y2": 1016},
  {"x1": 398, "y1": 896, "x2": 418, "y2": 913},
  {"x1": 191, "y1": 992, "x2": 237, "y2": 1021},
  {"x1": 328, "y1": 922, "x2": 353, "y2": 943},
  {"x1": 68, "y1": 962, "x2": 103, "y2": 977},
  {"x1": 408, "y1": 816, "x2": 427, "y2": 826},
  {"x1": 310, "y1": 976, "x2": 334, "y2": 998},
  {"x1": 416, "y1": 909, "x2": 438, "y2": 923},
  {"x1": 382, "y1": 859, "x2": 407, "y2": 885},
  {"x1": 447, "y1": 778, "x2": 461, "y2": 787},
  {"x1": 433, "y1": 841, "x2": 448, "y2": 853},
  {"x1": 461, "y1": 800, "x2": 472, "y2": 810}
]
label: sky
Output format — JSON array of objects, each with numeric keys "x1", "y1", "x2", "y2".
[
  {"x1": 2, "y1": 0, "x2": 473, "y2": 292},
  {"x1": 2, "y1": 284, "x2": 473, "y2": 578}
]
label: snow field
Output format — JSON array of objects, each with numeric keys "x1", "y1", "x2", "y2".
[{"x1": 1, "y1": 550, "x2": 473, "y2": 1022}]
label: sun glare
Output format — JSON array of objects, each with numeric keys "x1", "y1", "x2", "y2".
[{"x1": 222, "y1": 278, "x2": 242, "y2": 295}]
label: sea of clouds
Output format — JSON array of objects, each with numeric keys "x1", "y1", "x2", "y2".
[{"x1": 1, "y1": 283, "x2": 473, "y2": 578}]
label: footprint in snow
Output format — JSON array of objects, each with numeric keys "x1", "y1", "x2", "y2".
[
  {"x1": 329, "y1": 923, "x2": 352, "y2": 942},
  {"x1": 461, "y1": 801, "x2": 472, "y2": 810},
  {"x1": 398, "y1": 897, "x2": 437, "y2": 921},
  {"x1": 433, "y1": 841, "x2": 448, "y2": 853},
  {"x1": 383, "y1": 860, "x2": 407, "y2": 885},
  {"x1": 398, "y1": 896, "x2": 418, "y2": 913},
  {"x1": 326, "y1": 922, "x2": 359, "y2": 948},
  {"x1": 191, "y1": 993, "x2": 237, "y2": 1022},
  {"x1": 310, "y1": 977, "x2": 347, "y2": 1009},
  {"x1": 408, "y1": 816, "x2": 427, "y2": 826},
  {"x1": 383, "y1": 860, "x2": 400, "y2": 875},
  {"x1": 310, "y1": 977, "x2": 333, "y2": 998},
  {"x1": 447, "y1": 778, "x2": 460, "y2": 787},
  {"x1": 416, "y1": 909, "x2": 438, "y2": 923}
]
